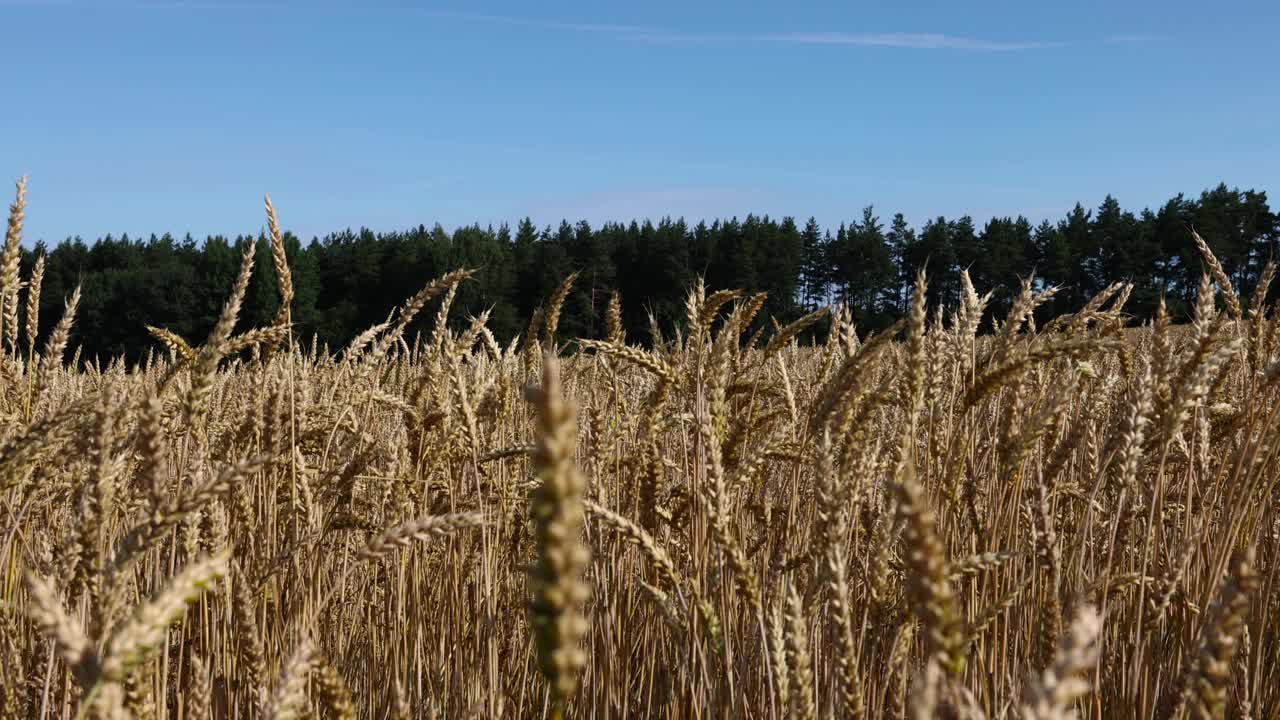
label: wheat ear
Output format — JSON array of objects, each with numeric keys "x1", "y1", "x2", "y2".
[{"x1": 527, "y1": 353, "x2": 591, "y2": 715}]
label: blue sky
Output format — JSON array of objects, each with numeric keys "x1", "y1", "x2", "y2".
[{"x1": 3, "y1": 0, "x2": 1277, "y2": 243}]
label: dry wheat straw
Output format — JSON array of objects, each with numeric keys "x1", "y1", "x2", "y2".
[{"x1": 2, "y1": 190, "x2": 1279, "y2": 719}]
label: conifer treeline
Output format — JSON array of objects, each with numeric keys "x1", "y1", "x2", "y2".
[{"x1": 20, "y1": 182, "x2": 1277, "y2": 362}]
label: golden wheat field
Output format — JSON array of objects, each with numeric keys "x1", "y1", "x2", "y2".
[{"x1": 1, "y1": 191, "x2": 1278, "y2": 720}]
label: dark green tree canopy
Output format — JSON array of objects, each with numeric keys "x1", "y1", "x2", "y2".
[{"x1": 20, "y1": 183, "x2": 1278, "y2": 364}]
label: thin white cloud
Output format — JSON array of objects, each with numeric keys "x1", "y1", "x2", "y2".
[
  {"x1": 431, "y1": 15, "x2": 1056, "y2": 51},
  {"x1": 0, "y1": 0, "x2": 288, "y2": 8},
  {"x1": 413, "y1": 10, "x2": 721, "y2": 46},
  {"x1": 0, "y1": 3, "x2": 1068, "y2": 51},
  {"x1": 765, "y1": 32, "x2": 1061, "y2": 51},
  {"x1": 1104, "y1": 34, "x2": 1166, "y2": 45},
  {"x1": 416, "y1": 10, "x2": 662, "y2": 37}
]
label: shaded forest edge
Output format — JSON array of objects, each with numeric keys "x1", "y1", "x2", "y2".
[{"x1": 11, "y1": 181, "x2": 1277, "y2": 363}]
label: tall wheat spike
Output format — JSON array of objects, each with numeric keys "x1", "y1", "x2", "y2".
[{"x1": 527, "y1": 353, "x2": 590, "y2": 717}]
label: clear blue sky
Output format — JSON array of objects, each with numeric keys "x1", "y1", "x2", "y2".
[{"x1": 4, "y1": 0, "x2": 1277, "y2": 243}]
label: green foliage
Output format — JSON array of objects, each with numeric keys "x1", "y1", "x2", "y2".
[{"x1": 19, "y1": 183, "x2": 1279, "y2": 363}]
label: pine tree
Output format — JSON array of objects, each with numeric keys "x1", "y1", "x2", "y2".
[
  {"x1": 886, "y1": 213, "x2": 917, "y2": 314},
  {"x1": 799, "y1": 217, "x2": 828, "y2": 310},
  {"x1": 841, "y1": 207, "x2": 895, "y2": 327},
  {"x1": 916, "y1": 216, "x2": 958, "y2": 309}
]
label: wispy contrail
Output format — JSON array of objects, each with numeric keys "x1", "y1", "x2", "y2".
[
  {"x1": 764, "y1": 32, "x2": 1061, "y2": 51},
  {"x1": 0, "y1": 2, "x2": 1068, "y2": 51}
]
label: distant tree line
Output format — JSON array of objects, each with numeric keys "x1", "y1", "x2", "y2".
[{"x1": 17, "y1": 182, "x2": 1278, "y2": 363}]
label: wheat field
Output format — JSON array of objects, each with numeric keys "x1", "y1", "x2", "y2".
[{"x1": 1, "y1": 184, "x2": 1278, "y2": 720}]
